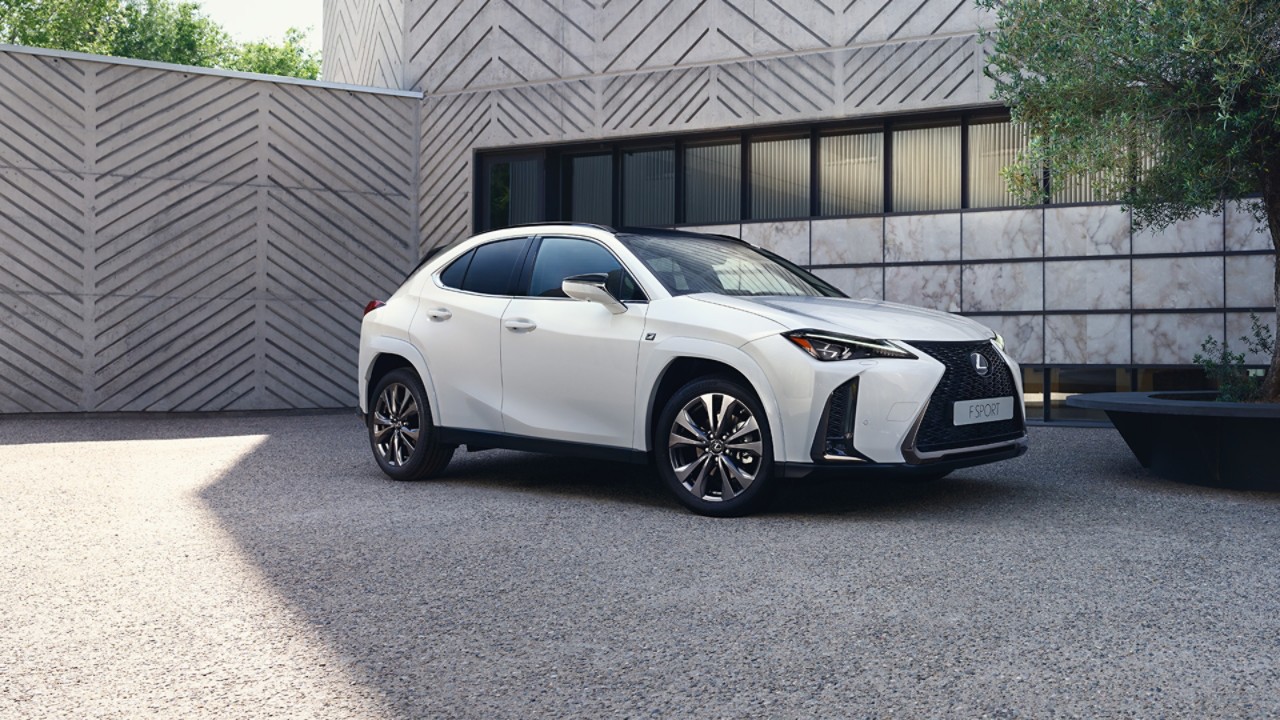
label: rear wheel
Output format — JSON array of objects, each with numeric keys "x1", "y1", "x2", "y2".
[
  {"x1": 655, "y1": 377, "x2": 775, "y2": 517},
  {"x1": 368, "y1": 368, "x2": 453, "y2": 481}
]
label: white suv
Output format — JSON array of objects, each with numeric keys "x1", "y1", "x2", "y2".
[{"x1": 358, "y1": 224, "x2": 1027, "y2": 516}]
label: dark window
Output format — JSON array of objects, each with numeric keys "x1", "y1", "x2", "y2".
[
  {"x1": 685, "y1": 140, "x2": 741, "y2": 224},
  {"x1": 750, "y1": 135, "x2": 809, "y2": 219},
  {"x1": 482, "y1": 154, "x2": 543, "y2": 231},
  {"x1": 460, "y1": 237, "x2": 531, "y2": 295},
  {"x1": 567, "y1": 154, "x2": 613, "y2": 225},
  {"x1": 439, "y1": 249, "x2": 475, "y2": 289},
  {"x1": 820, "y1": 131, "x2": 883, "y2": 215},
  {"x1": 619, "y1": 232, "x2": 842, "y2": 298},
  {"x1": 623, "y1": 148, "x2": 675, "y2": 226},
  {"x1": 527, "y1": 236, "x2": 643, "y2": 301}
]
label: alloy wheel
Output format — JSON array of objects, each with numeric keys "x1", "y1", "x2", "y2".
[
  {"x1": 372, "y1": 382, "x2": 421, "y2": 467},
  {"x1": 667, "y1": 392, "x2": 764, "y2": 502}
]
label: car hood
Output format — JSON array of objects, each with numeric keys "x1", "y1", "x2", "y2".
[{"x1": 691, "y1": 294, "x2": 994, "y2": 342}]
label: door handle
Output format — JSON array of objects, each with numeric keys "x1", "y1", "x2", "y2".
[
  {"x1": 503, "y1": 318, "x2": 537, "y2": 332},
  {"x1": 426, "y1": 308, "x2": 452, "y2": 322}
]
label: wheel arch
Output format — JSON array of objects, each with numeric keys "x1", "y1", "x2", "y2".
[
  {"x1": 359, "y1": 336, "x2": 439, "y2": 422},
  {"x1": 640, "y1": 345, "x2": 784, "y2": 458}
]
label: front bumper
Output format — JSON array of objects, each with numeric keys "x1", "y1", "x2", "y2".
[{"x1": 776, "y1": 436, "x2": 1028, "y2": 479}]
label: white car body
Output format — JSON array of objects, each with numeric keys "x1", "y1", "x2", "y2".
[{"x1": 358, "y1": 224, "x2": 1028, "y2": 514}]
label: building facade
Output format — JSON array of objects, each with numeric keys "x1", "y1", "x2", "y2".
[{"x1": 325, "y1": 0, "x2": 1276, "y2": 421}]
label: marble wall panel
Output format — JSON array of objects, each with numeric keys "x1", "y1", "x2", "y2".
[
  {"x1": 1225, "y1": 254, "x2": 1276, "y2": 308},
  {"x1": 1043, "y1": 259, "x2": 1131, "y2": 311},
  {"x1": 1132, "y1": 257, "x2": 1224, "y2": 309},
  {"x1": 884, "y1": 264, "x2": 961, "y2": 312},
  {"x1": 974, "y1": 314, "x2": 1044, "y2": 365},
  {"x1": 961, "y1": 209, "x2": 1043, "y2": 260},
  {"x1": 1132, "y1": 213, "x2": 1223, "y2": 254},
  {"x1": 1044, "y1": 205, "x2": 1130, "y2": 257},
  {"x1": 740, "y1": 220, "x2": 809, "y2": 265},
  {"x1": 962, "y1": 262, "x2": 1044, "y2": 313},
  {"x1": 811, "y1": 217, "x2": 883, "y2": 266},
  {"x1": 1045, "y1": 314, "x2": 1131, "y2": 365},
  {"x1": 1225, "y1": 202, "x2": 1272, "y2": 252},
  {"x1": 884, "y1": 213, "x2": 961, "y2": 263},
  {"x1": 1227, "y1": 311, "x2": 1277, "y2": 365},
  {"x1": 1132, "y1": 313, "x2": 1223, "y2": 365},
  {"x1": 811, "y1": 267, "x2": 883, "y2": 300}
]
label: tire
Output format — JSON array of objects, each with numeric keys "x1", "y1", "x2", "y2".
[
  {"x1": 655, "y1": 376, "x2": 775, "y2": 517},
  {"x1": 368, "y1": 368, "x2": 454, "y2": 481}
]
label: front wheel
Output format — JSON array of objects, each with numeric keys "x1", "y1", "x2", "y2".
[
  {"x1": 655, "y1": 377, "x2": 776, "y2": 517},
  {"x1": 368, "y1": 368, "x2": 454, "y2": 481}
]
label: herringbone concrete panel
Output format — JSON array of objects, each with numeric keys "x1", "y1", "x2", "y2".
[
  {"x1": 323, "y1": 0, "x2": 406, "y2": 88},
  {"x1": 0, "y1": 47, "x2": 418, "y2": 413}
]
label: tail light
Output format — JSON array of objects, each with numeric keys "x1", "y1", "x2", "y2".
[{"x1": 363, "y1": 300, "x2": 385, "y2": 316}]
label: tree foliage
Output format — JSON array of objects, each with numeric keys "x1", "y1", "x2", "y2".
[
  {"x1": 979, "y1": 0, "x2": 1280, "y2": 400},
  {"x1": 0, "y1": 0, "x2": 319, "y2": 79}
]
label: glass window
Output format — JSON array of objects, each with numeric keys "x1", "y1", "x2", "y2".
[
  {"x1": 750, "y1": 135, "x2": 809, "y2": 220},
  {"x1": 1049, "y1": 368, "x2": 1129, "y2": 422},
  {"x1": 1136, "y1": 368, "x2": 1217, "y2": 393},
  {"x1": 460, "y1": 237, "x2": 530, "y2": 295},
  {"x1": 820, "y1": 131, "x2": 883, "y2": 215},
  {"x1": 892, "y1": 125, "x2": 960, "y2": 212},
  {"x1": 527, "y1": 236, "x2": 642, "y2": 300},
  {"x1": 484, "y1": 156, "x2": 543, "y2": 230},
  {"x1": 567, "y1": 154, "x2": 613, "y2": 226},
  {"x1": 619, "y1": 233, "x2": 843, "y2": 298},
  {"x1": 1022, "y1": 367, "x2": 1045, "y2": 422},
  {"x1": 685, "y1": 141, "x2": 740, "y2": 224},
  {"x1": 969, "y1": 120, "x2": 1030, "y2": 208},
  {"x1": 439, "y1": 249, "x2": 474, "y2": 289},
  {"x1": 623, "y1": 148, "x2": 675, "y2": 226}
]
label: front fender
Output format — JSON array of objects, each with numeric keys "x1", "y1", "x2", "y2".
[{"x1": 635, "y1": 336, "x2": 785, "y2": 460}]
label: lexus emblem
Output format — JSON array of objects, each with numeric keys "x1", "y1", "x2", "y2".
[{"x1": 970, "y1": 352, "x2": 990, "y2": 377}]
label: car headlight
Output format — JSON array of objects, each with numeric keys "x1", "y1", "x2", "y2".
[
  {"x1": 784, "y1": 330, "x2": 917, "y2": 361},
  {"x1": 993, "y1": 332, "x2": 1005, "y2": 350}
]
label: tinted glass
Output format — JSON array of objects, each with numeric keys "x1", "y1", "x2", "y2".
[
  {"x1": 892, "y1": 125, "x2": 960, "y2": 211},
  {"x1": 750, "y1": 136, "x2": 810, "y2": 219},
  {"x1": 820, "y1": 131, "x2": 882, "y2": 215},
  {"x1": 528, "y1": 237, "x2": 642, "y2": 301},
  {"x1": 461, "y1": 237, "x2": 530, "y2": 295},
  {"x1": 568, "y1": 154, "x2": 612, "y2": 225},
  {"x1": 619, "y1": 233, "x2": 843, "y2": 298},
  {"x1": 439, "y1": 249, "x2": 474, "y2": 289},
  {"x1": 623, "y1": 148, "x2": 674, "y2": 225},
  {"x1": 685, "y1": 141, "x2": 741, "y2": 224}
]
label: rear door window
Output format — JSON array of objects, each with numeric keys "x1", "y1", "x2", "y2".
[{"x1": 456, "y1": 237, "x2": 531, "y2": 295}]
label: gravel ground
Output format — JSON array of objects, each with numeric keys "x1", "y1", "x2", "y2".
[{"x1": 1, "y1": 413, "x2": 1277, "y2": 719}]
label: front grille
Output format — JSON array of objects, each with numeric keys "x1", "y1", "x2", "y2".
[{"x1": 910, "y1": 341, "x2": 1024, "y2": 454}]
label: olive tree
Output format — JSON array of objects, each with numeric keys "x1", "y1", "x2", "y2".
[{"x1": 978, "y1": 0, "x2": 1280, "y2": 400}]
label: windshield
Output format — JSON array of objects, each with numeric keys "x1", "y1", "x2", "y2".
[{"x1": 618, "y1": 233, "x2": 845, "y2": 298}]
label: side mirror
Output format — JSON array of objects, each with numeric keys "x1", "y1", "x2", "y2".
[{"x1": 562, "y1": 273, "x2": 627, "y2": 315}]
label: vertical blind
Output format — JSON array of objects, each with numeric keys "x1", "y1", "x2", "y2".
[
  {"x1": 820, "y1": 132, "x2": 883, "y2": 215},
  {"x1": 623, "y1": 148, "x2": 675, "y2": 226},
  {"x1": 507, "y1": 158, "x2": 542, "y2": 225},
  {"x1": 685, "y1": 142, "x2": 740, "y2": 224},
  {"x1": 750, "y1": 136, "x2": 809, "y2": 220},
  {"x1": 892, "y1": 125, "x2": 960, "y2": 212},
  {"x1": 968, "y1": 121, "x2": 1028, "y2": 208},
  {"x1": 569, "y1": 154, "x2": 612, "y2": 226}
]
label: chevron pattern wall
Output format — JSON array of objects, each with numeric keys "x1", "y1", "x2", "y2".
[
  {"x1": 0, "y1": 48, "x2": 418, "y2": 413},
  {"x1": 323, "y1": 0, "x2": 406, "y2": 88},
  {"x1": 385, "y1": 0, "x2": 991, "y2": 252}
]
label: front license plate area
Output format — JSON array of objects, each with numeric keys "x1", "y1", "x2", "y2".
[{"x1": 953, "y1": 396, "x2": 1015, "y2": 426}]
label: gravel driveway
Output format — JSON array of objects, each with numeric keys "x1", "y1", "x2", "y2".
[{"x1": 2, "y1": 413, "x2": 1277, "y2": 719}]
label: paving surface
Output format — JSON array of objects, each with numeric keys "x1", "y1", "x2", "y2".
[{"x1": 1, "y1": 413, "x2": 1277, "y2": 719}]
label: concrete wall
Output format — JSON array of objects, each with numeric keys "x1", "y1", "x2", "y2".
[
  {"x1": 0, "y1": 46, "x2": 421, "y2": 413},
  {"x1": 323, "y1": 0, "x2": 996, "y2": 255}
]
